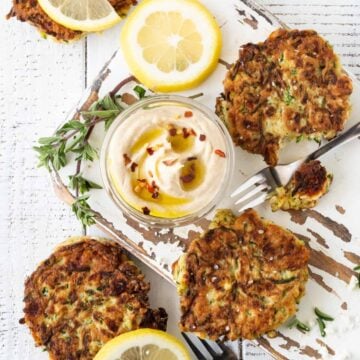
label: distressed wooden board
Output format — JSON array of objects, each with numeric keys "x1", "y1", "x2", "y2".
[
  {"x1": 1, "y1": 1, "x2": 360, "y2": 360},
  {"x1": 51, "y1": 0, "x2": 360, "y2": 359}
]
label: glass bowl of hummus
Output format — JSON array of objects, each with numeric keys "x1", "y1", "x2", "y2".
[{"x1": 100, "y1": 95, "x2": 234, "y2": 227}]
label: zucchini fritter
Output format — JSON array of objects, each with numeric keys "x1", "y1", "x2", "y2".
[
  {"x1": 22, "y1": 237, "x2": 167, "y2": 360},
  {"x1": 173, "y1": 209, "x2": 309, "y2": 340},
  {"x1": 216, "y1": 29, "x2": 352, "y2": 166},
  {"x1": 6, "y1": 0, "x2": 137, "y2": 42},
  {"x1": 270, "y1": 160, "x2": 333, "y2": 211}
]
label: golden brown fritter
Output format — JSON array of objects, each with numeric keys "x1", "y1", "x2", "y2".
[
  {"x1": 22, "y1": 237, "x2": 167, "y2": 360},
  {"x1": 270, "y1": 160, "x2": 333, "y2": 211},
  {"x1": 6, "y1": 0, "x2": 137, "y2": 42},
  {"x1": 173, "y1": 209, "x2": 309, "y2": 340},
  {"x1": 216, "y1": 29, "x2": 352, "y2": 166}
]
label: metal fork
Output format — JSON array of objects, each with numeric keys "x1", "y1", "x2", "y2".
[
  {"x1": 231, "y1": 121, "x2": 360, "y2": 212},
  {"x1": 181, "y1": 332, "x2": 237, "y2": 360}
]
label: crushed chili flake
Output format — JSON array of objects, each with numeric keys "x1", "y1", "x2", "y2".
[
  {"x1": 184, "y1": 111, "x2": 193, "y2": 118},
  {"x1": 187, "y1": 156, "x2": 197, "y2": 161},
  {"x1": 163, "y1": 159, "x2": 177, "y2": 166},
  {"x1": 199, "y1": 134, "x2": 206, "y2": 141},
  {"x1": 142, "y1": 207, "x2": 150, "y2": 215},
  {"x1": 189, "y1": 128, "x2": 197, "y2": 136},
  {"x1": 169, "y1": 128, "x2": 177, "y2": 136},
  {"x1": 181, "y1": 173, "x2": 195, "y2": 183},
  {"x1": 215, "y1": 149, "x2": 226, "y2": 158},
  {"x1": 152, "y1": 191, "x2": 159, "y2": 199},
  {"x1": 130, "y1": 162, "x2": 138, "y2": 172},
  {"x1": 146, "y1": 147, "x2": 154, "y2": 155},
  {"x1": 123, "y1": 153, "x2": 131, "y2": 166},
  {"x1": 182, "y1": 128, "x2": 190, "y2": 138},
  {"x1": 145, "y1": 180, "x2": 159, "y2": 194}
]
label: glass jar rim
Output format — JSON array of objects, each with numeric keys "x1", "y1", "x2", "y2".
[{"x1": 100, "y1": 94, "x2": 235, "y2": 228}]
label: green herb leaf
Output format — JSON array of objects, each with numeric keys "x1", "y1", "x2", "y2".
[
  {"x1": 287, "y1": 317, "x2": 310, "y2": 332},
  {"x1": 353, "y1": 265, "x2": 360, "y2": 271},
  {"x1": 38, "y1": 136, "x2": 62, "y2": 145},
  {"x1": 316, "y1": 317, "x2": 326, "y2": 337},
  {"x1": 71, "y1": 195, "x2": 96, "y2": 228},
  {"x1": 273, "y1": 276, "x2": 296, "y2": 284},
  {"x1": 283, "y1": 88, "x2": 295, "y2": 106},
  {"x1": 72, "y1": 143, "x2": 98, "y2": 162},
  {"x1": 100, "y1": 94, "x2": 123, "y2": 111},
  {"x1": 296, "y1": 320, "x2": 310, "y2": 332},
  {"x1": 52, "y1": 142, "x2": 67, "y2": 170},
  {"x1": 133, "y1": 85, "x2": 146, "y2": 99},
  {"x1": 69, "y1": 174, "x2": 102, "y2": 194},
  {"x1": 81, "y1": 110, "x2": 120, "y2": 119},
  {"x1": 314, "y1": 307, "x2": 334, "y2": 321},
  {"x1": 287, "y1": 317, "x2": 299, "y2": 329},
  {"x1": 56, "y1": 120, "x2": 86, "y2": 135},
  {"x1": 296, "y1": 135, "x2": 305, "y2": 143}
]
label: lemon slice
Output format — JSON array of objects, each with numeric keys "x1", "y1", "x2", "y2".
[
  {"x1": 94, "y1": 329, "x2": 191, "y2": 360},
  {"x1": 120, "y1": 0, "x2": 222, "y2": 92},
  {"x1": 37, "y1": 0, "x2": 121, "y2": 32}
]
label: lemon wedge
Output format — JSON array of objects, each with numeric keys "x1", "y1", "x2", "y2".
[
  {"x1": 94, "y1": 329, "x2": 191, "y2": 360},
  {"x1": 37, "y1": 0, "x2": 121, "y2": 32},
  {"x1": 120, "y1": 0, "x2": 222, "y2": 92}
]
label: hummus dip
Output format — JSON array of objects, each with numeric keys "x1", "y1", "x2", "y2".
[{"x1": 106, "y1": 105, "x2": 228, "y2": 218}]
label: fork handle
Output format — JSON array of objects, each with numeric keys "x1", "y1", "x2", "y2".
[{"x1": 307, "y1": 121, "x2": 360, "y2": 161}]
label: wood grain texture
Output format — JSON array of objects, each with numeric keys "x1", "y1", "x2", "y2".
[{"x1": 0, "y1": 0, "x2": 359, "y2": 359}]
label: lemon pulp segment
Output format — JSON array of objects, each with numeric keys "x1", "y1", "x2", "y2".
[{"x1": 120, "y1": 0, "x2": 222, "y2": 92}]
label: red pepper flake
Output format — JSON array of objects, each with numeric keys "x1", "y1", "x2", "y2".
[
  {"x1": 123, "y1": 153, "x2": 131, "y2": 166},
  {"x1": 187, "y1": 156, "x2": 197, "y2": 161},
  {"x1": 142, "y1": 207, "x2": 150, "y2": 215},
  {"x1": 169, "y1": 128, "x2": 177, "y2": 136},
  {"x1": 189, "y1": 128, "x2": 197, "y2": 136},
  {"x1": 180, "y1": 173, "x2": 195, "y2": 183},
  {"x1": 130, "y1": 162, "x2": 138, "y2": 172},
  {"x1": 146, "y1": 180, "x2": 159, "y2": 194},
  {"x1": 182, "y1": 128, "x2": 190, "y2": 138},
  {"x1": 215, "y1": 149, "x2": 226, "y2": 158},
  {"x1": 199, "y1": 134, "x2": 206, "y2": 141},
  {"x1": 184, "y1": 111, "x2": 193, "y2": 118},
  {"x1": 146, "y1": 147, "x2": 154, "y2": 155},
  {"x1": 152, "y1": 191, "x2": 159, "y2": 199}
]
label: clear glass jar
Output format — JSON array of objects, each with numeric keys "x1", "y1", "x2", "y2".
[{"x1": 100, "y1": 95, "x2": 234, "y2": 228}]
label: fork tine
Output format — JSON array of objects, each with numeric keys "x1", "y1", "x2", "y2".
[
  {"x1": 233, "y1": 183, "x2": 269, "y2": 205},
  {"x1": 199, "y1": 338, "x2": 223, "y2": 357},
  {"x1": 181, "y1": 333, "x2": 209, "y2": 360},
  {"x1": 236, "y1": 192, "x2": 268, "y2": 213},
  {"x1": 230, "y1": 172, "x2": 266, "y2": 198},
  {"x1": 216, "y1": 341, "x2": 237, "y2": 360}
]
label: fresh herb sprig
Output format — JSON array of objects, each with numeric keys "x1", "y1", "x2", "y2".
[
  {"x1": 71, "y1": 195, "x2": 97, "y2": 232},
  {"x1": 34, "y1": 78, "x2": 146, "y2": 230}
]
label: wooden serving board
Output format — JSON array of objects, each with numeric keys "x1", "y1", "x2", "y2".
[{"x1": 50, "y1": 0, "x2": 360, "y2": 358}]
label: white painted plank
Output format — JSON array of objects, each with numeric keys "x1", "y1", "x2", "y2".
[{"x1": 0, "y1": 2, "x2": 85, "y2": 359}]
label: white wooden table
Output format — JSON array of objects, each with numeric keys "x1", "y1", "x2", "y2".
[{"x1": 1, "y1": 0, "x2": 359, "y2": 359}]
